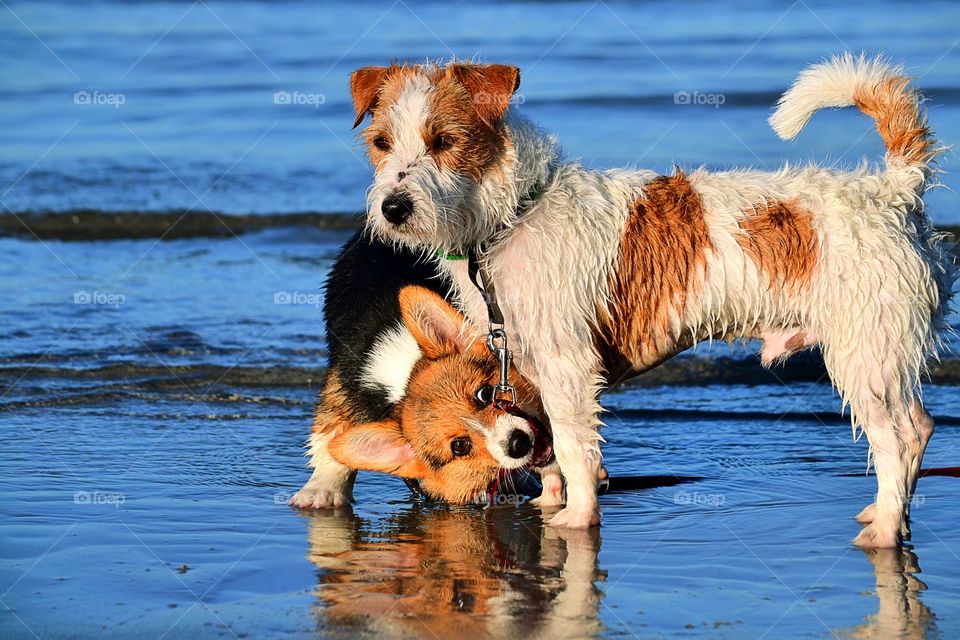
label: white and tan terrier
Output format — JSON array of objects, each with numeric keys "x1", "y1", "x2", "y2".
[{"x1": 349, "y1": 54, "x2": 954, "y2": 547}]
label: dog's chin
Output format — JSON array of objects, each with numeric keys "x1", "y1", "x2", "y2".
[{"x1": 367, "y1": 216, "x2": 436, "y2": 249}]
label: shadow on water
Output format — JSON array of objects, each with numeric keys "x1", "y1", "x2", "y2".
[
  {"x1": 297, "y1": 505, "x2": 938, "y2": 639},
  {"x1": 300, "y1": 505, "x2": 605, "y2": 639}
]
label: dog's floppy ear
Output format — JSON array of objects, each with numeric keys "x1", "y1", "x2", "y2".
[
  {"x1": 449, "y1": 64, "x2": 520, "y2": 127},
  {"x1": 398, "y1": 286, "x2": 484, "y2": 359},
  {"x1": 328, "y1": 420, "x2": 427, "y2": 479},
  {"x1": 350, "y1": 66, "x2": 390, "y2": 128}
]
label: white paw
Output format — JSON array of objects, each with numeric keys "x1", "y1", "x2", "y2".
[
  {"x1": 547, "y1": 506, "x2": 600, "y2": 529},
  {"x1": 852, "y1": 521, "x2": 901, "y2": 549},
  {"x1": 530, "y1": 482, "x2": 565, "y2": 508},
  {"x1": 289, "y1": 487, "x2": 352, "y2": 509},
  {"x1": 854, "y1": 503, "x2": 876, "y2": 525},
  {"x1": 529, "y1": 492, "x2": 565, "y2": 508}
]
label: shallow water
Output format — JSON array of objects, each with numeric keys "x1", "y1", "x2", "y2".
[
  {"x1": 3, "y1": 229, "x2": 959, "y2": 639},
  {"x1": 2, "y1": 1, "x2": 960, "y2": 638},
  {"x1": 3, "y1": 381, "x2": 960, "y2": 639}
]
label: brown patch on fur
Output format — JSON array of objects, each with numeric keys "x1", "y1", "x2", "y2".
[
  {"x1": 422, "y1": 70, "x2": 511, "y2": 180},
  {"x1": 311, "y1": 371, "x2": 356, "y2": 435},
  {"x1": 599, "y1": 171, "x2": 713, "y2": 370},
  {"x1": 448, "y1": 64, "x2": 520, "y2": 126},
  {"x1": 854, "y1": 76, "x2": 935, "y2": 167},
  {"x1": 737, "y1": 201, "x2": 818, "y2": 292},
  {"x1": 351, "y1": 63, "x2": 517, "y2": 180},
  {"x1": 350, "y1": 66, "x2": 392, "y2": 128},
  {"x1": 784, "y1": 331, "x2": 807, "y2": 352}
]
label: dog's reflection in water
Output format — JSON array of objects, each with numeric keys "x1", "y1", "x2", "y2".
[
  {"x1": 843, "y1": 547, "x2": 934, "y2": 640},
  {"x1": 303, "y1": 505, "x2": 605, "y2": 638}
]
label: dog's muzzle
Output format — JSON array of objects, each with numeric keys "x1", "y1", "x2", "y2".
[{"x1": 381, "y1": 192, "x2": 414, "y2": 225}]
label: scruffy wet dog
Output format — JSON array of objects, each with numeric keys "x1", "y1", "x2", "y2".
[{"x1": 350, "y1": 54, "x2": 954, "y2": 547}]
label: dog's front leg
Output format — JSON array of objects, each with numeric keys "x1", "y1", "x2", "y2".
[
  {"x1": 530, "y1": 462, "x2": 564, "y2": 507},
  {"x1": 532, "y1": 353, "x2": 604, "y2": 528},
  {"x1": 289, "y1": 431, "x2": 356, "y2": 509}
]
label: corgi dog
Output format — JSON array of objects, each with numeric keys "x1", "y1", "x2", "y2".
[
  {"x1": 350, "y1": 54, "x2": 955, "y2": 547},
  {"x1": 290, "y1": 232, "x2": 553, "y2": 508}
]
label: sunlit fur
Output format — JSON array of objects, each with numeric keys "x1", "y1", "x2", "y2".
[
  {"x1": 325, "y1": 286, "x2": 545, "y2": 504},
  {"x1": 352, "y1": 54, "x2": 955, "y2": 546}
]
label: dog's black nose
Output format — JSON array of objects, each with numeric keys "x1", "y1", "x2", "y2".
[
  {"x1": 381, "y1": 193, "x2": 413, "y2": 225},
  {"x1": 507, "y1": 429, "x2": 532, "y2": 459}
]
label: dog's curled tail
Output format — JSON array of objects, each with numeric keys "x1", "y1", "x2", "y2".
[{"x1": 770, "y1": 53, "x2": 940, "y2": 188}]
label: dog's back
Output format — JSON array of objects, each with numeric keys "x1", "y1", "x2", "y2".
[
  {"x1": 290, "y1": 231, "x2": 451, "y2": 508},
  {"x1": 323, "y1": 230, "x2": 451, "y2": 422}
]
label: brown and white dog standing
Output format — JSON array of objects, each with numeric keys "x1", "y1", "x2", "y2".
[{"x1": 350, "y1": 54, "x2": 954, "y2": 547}]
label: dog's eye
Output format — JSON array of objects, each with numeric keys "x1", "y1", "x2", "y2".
[
  {"x1": 433, "y1": 134, "x2": 454, "y2": 151},
  {"x1": 450, "y1": 437, "x2": 472, "y2": 457},
  {"x1": 373, "y1": 136, "x2": 391, "y2": 151},
  {"x1": 474, "y1": 385, "x2": 494, "y2": 409}
]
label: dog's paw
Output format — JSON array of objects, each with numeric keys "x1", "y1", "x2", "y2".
[
  {"x1": 531, "y1": 474, "x2": 565, "y2": 507},
  {"x1": 547, "y1": 506, "x2": 600, "y2": 529},
  {"x1": 288, "y1": 487, "x2": 352, "y2": 509},
  {"x1": 852, "y1": 522, "x2": 901, "y2": 549},
  {"x1": 854, "y1": 503, "x2": 876, "y2": 525},
  {"x1": 529, "y1": 492, "x2": 565, "y2": 508}
]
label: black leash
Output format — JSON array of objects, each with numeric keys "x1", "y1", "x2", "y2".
[
  {"x1": 467, "y1": 247, "x2": 515, "y2": 406},
  {"x1": 467, "y1": 248, "x2": 504, "y2": 327}
]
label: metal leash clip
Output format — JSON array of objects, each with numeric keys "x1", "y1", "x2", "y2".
[{"x1": 485, "y1": 327, "x2": 516, "y2": 405}]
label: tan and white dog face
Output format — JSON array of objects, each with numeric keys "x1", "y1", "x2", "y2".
[
  {"x1": 350, "y1": 63, "x2": 520, "y2": 249},
  {"x1": 328, "y1": 286, "x2": 551, "y2": 504}
]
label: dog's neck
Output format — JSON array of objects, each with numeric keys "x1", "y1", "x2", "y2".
[{"x1": 467, "y1": 111, "x2": 559, "y2": 249}]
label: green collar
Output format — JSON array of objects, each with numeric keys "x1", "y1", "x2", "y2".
[{"x1": 437, "y1": 250, "x2": 467, "y2": 260}]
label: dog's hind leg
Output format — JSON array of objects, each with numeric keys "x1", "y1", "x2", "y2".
[
  {"x1": 903, "y1": 401, "x2": 935, "y2": 515},
  {"x1": 858, "y1": 400, "x2": 935, "y2": 532},
  {"x1": 853, "y1": 401, "x2": 911, "y2": 548}
]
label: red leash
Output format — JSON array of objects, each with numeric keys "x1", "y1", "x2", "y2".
[{"x1": 920, "y1": 466, "x2": 960, "y2": 478}]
